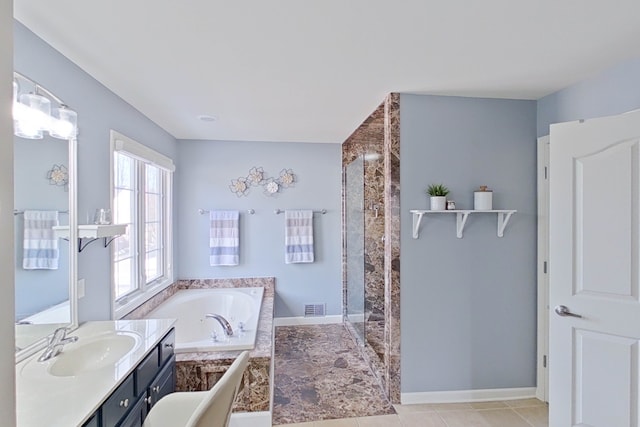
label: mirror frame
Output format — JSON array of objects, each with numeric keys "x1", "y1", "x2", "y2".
[{"x1": 15, "y1": 136, "x2": 77, "y2": 363}]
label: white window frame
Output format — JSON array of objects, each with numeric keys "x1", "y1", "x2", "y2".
[{"x1": 110, "y1": 130, "x2": 174, "y2": 319}]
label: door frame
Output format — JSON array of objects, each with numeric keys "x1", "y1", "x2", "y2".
[{"x1": 536, "y1": 135, "x2": 550, "y2": 402}]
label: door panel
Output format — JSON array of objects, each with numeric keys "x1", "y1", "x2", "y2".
[
  {"x1": 574, "y1": 330, "x2": 638, "y2": 426},
  {"x1": 549, "y1": 110, "x2": 640, "y2": 427},
  {"x1": 574, "y1": 140, "x2": 638, "y2": 299}
]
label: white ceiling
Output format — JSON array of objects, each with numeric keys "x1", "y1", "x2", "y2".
[{"x1": 14, "y1": 1, "x2": 640, "y2": 143}]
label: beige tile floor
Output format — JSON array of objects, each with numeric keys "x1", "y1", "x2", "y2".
[{"x1": 273, "y1": 398, "x2": 548, "y2": 427}]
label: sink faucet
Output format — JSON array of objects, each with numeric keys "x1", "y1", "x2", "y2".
[
  {"x1": 38, "y1": 327, "x2": 78, "y2": 362},
  {"x1": 205, "y1": 313, "x2": 234, "y2": 336}
]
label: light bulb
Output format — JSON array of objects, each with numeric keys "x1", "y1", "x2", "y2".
[
  {"x1": 14, "y1": 102, "x2": 43, "y2": 139},
  {"x1": 50, "y1": 105, "x2": 77, "y2": 139},
  {"x1": 15, "y1": 93, "x2": 51, "y2": 139}
]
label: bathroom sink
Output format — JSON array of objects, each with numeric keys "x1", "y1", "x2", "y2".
[{"x1": 45, "y1": 332, "x2": 140, "y2": 377}]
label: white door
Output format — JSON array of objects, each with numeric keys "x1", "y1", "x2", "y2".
[
  {"x1": 549, "y1": 110, "x2": 640, "y2": 426},
  {"x1": 537, "y1": 136, "x2": 550, "y2": 403}
]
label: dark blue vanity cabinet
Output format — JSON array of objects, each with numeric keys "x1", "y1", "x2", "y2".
[
  {"x1": 83, "y1": 328, "x2": 176, "y2": 427},
  {"x1": 82, "y1": 414, "x2": 99, "y2": 427}
]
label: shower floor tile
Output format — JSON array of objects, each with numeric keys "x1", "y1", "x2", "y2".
[{"x1": 272, "y1": 324, "x2": 395, "y2": 425}]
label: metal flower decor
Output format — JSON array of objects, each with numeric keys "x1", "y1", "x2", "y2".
[
  {"x1": 228, "y1": 167, "x2": 296, "y2": 197},
  {"x1": 263, "y1": 178, "x2": 279, "y2": 196},
  {"x1": 246, "y1": 166, "x2": 264, "y2": 186},
  {"x1": 46, "y1": 164, "x2": 68, "y2": 190},
  {"x1": 229, "y1": 177, "x2": 250, "y2": 197},
  {"x1": 278, "y1": 168, "x2": 295, "y2": 188}
]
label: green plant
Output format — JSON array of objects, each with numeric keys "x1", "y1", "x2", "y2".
[{"x1": 426, "y1": 183, "x2": 449, "y2": 197}]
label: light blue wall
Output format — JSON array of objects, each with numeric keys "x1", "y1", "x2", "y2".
[
  {"x1": 537, "y1": 58, "x2": 640, "y2": 137},
  {"x1": 14, "y1": 136, "x2": 70, "y2": 318},
  {"x1": 14, "y1": 22, "x2": 179, "y2": 322},
  {"x1": 176, "y1": 140, "x2": 342, "y2": 317},
  {"x1": 400, "y1": 94, "x2": 537, "y2": 393}
]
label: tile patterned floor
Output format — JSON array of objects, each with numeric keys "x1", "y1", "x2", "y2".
[
  {"x1": 272, "y1": 324, "x2": 548, "y2": 427},
  {"x1": 272, "y1": 324, "x2": 396, "y2": 425},
  {"x1": 274, "y1": 398, "x2": 549, "y2": 426}
]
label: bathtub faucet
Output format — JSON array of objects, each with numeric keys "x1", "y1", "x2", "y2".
[{"x1": 205, "y1": 313, "x2": 234, "y2": 336}]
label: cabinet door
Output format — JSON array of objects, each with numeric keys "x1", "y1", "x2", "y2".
[
  {"x1": 135, "y1": 347, "x2": 159, "y2": 396},
  {"x1": 159, "y1": 329, "x2": 175, "y2": 365},
  {"x1": 116, "y1": 394, "x2": 146, "y2": 427},
  {"x1": 102, "y1": 374, "x2": 135, "y2": 427},
  {"x1": 82, "y1": 412, "x2": 99, "y2": 427},
  {"x1": 147, "y1": 355, "x2": 176, "y2": 411}
]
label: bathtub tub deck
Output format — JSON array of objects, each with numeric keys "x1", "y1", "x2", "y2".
[
  {"x1": 124, "y1": 277, "x2": 275, "y2": 415},
  {"x1": 174, "y1": 285, "x2": 274, "y2": 412}
]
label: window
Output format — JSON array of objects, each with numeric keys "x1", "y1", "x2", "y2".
[{"x1": 111, "y1": 131, "x2": 174, "y2": 318}]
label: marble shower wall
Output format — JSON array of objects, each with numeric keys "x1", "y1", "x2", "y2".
[
  {"x1": 384, "y1": 93, "x2": 401, "y2": 403},
  {"x1": 341, "y1": 94, "x2": 401, "y2": 403},
  {"x1": 343, "y1": 102, "x2": 385, "y2": 324}
]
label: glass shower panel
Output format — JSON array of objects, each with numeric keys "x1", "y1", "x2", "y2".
[{"x1": 345, "y1": 155, "x2": 365, "y2": 344}]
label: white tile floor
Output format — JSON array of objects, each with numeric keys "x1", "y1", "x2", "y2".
[{"x1": 273, "y1": 398, "x2": 548, "y2": 427}]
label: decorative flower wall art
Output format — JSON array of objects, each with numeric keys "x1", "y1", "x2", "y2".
[
  {"x1": 263, "y1": 178, "x2": 279, "y2": 196},
  {"x1": 278, "y1": 169, "x2": 295, "y2": 188},
  {"x1": 246, "y1": 167, "x2": 264, "y2": 186},
  {"x1": 229, "y1": 167, "x2": 296, "y2": 197},
  {"x1": 46, "y1": 164, "x2": 68, "y2": 190},
  {"x1": 229, "y1": 177, "x2": 250, "y2": 197}
]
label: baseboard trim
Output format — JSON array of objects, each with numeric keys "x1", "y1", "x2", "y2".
[
  {"x1": 401, "y1": 387, "x2": 537, "y2": 404},
  {"x1": 274, "y1": 315, "x2": 343, "y2": 327},
  {"x1": 230, "y1": 411, "x2": 271, "y2": 427}
]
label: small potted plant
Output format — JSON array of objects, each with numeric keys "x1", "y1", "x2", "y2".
[{"x1": 426, "y1": 184, "x2": 449, "y2": 211}]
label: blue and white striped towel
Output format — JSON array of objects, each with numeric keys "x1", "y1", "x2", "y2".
[
  {"x1": 23, "y1": 210, "x2": 59, "y2": 270},
  {"x1": 209, "y1": 210, "x2": 239, "y2": 266},
  {"x1": 285, "y1": 210, "x2": 314, "y2": 264}
]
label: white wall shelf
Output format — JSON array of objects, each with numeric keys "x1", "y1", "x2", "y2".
[
  {"x1": 53, "y1": 224, "x2": 127, "y2": 252},
  {"x1": 410, "y1": 209, "x2": 517, "y2": 239}
]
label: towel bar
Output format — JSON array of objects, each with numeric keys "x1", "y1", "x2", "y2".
[
  {"x1": 14, "y1": 209, "x2": 69, "y2": 215},
  {"x1": 274, "y1": 209, "x2": 327, "y2": 214},
  {"x1": 198, "y1": 208, "x2": 255, "y2": 215}
]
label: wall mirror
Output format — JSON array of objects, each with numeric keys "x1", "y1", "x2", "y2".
[{"x1": 13, "y1": 72, "x2": 78, "y2": 360}]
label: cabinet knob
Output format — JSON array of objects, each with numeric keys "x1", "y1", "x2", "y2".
[
  {"x1": 164, "y1": 343, "x2": 174, "y2": 349},
  {"x1": 153, "y1": 385, "x2": 160, "y2": 393},
  {"x1": 119, "y1": 398, "x2": 129, "y2": 408},
  {"x1": 145, "y1": 396, "x2": 153, "y2": 405}
]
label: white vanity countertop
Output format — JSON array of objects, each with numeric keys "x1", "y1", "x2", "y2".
[{"x1": 16, "y1": 319, "x2": 176, "y2": 427}]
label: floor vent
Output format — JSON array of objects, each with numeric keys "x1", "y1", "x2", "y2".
[{"x1": 304, "y1": 303, "x2": 326, "y2": 317}]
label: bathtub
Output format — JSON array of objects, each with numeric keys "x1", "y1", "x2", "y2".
[
  {"x1": 146, "y1": 287, "x2": 264, "y2": 353},
  {"x1": 22, "y1": 299, "x2": 71, "y2": 324}
]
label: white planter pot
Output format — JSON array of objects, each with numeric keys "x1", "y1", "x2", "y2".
[
  {"x1": 430, "y1": 196, "x2": 447, "y2": 211},
  {"x1": 474, "y1": 191, "x2": 493, "y2": 210}
]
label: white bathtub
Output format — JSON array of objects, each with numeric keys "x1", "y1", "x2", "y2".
[
  {"x1": 22, "y1": 299, "x2": 71, "y2": 324},
  {"x1": 146, "y1": 287, "x2": 264, "y2": 353}
]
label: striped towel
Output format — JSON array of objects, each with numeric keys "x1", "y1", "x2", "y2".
[
  {"x1": 209, "y1": 210, "x2": 239, "y2": 266},
  {"x1": 23, "y1": 210, "x2": 59, "y2": 270},
  {"x1": 285, "y1": 210, "x2": 314, "y2": 264}
]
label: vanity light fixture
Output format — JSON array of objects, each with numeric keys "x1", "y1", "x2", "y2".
[{"x1": 12, "y1": 72, "x2": 78, "y2": 140}]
